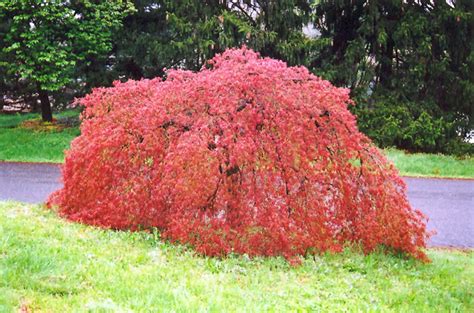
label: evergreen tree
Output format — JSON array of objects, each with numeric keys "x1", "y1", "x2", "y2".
[
  {"x1": 313, "y1": 0, "x2": 473, "y2": 153},
  {"x1": 112, "y1": 0, "x2": 315, "y2": 79}
]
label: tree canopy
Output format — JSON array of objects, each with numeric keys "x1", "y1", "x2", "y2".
[
  {"x1": 0, "y1": 0, "x2": 133, "y2": 121},
  {"x1": 111, "y1": 0, "x2": 314, "y2": 80},
  {"x1": 313, "y1": 0, "x2": 473, "y2": 153}
]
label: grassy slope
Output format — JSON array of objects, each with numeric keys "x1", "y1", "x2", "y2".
[
  {"x1": 0, "y1": 202, "x2": 473, "y2": 312},
  {"x1": 0, "y1": 112, "x2": 473, "y2": 178},
  {"x1": 385, "y1": 148, "x2": 474, "y2": 179},
  {"x1": 0, "y1": 112, "x2": 80, "y2": 163}
]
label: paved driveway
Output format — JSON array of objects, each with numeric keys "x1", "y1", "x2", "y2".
[
  {"x1": 0, "y1": 162, "x2": 472, "y2": 248},
  {"x1": 404, "y1": 177, "x2": 473, "y2": 248},
  {"x1": 0, "y1": 162, "x2": 61, "y2": 204}
]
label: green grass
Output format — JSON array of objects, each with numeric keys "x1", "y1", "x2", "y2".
[
  {"x1": 0, "y1": 112, "x2": 472, "y2": 178},
  {"x1": 385, "y1": 148, "x2": 474, "y2": 179},
  {"x1": 0, "y1": 202, "x2": 473, "y2": 312},
  {"x1": 0, "y1": 111, "x2": 80, "y2": 163}
]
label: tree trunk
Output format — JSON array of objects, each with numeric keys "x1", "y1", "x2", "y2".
[
  {"x1": 37, "y1": 84, "x2": 53, "y2": 122},
  {"x1": 379, "y1": 36, "x2": 394, "y2": 88}
]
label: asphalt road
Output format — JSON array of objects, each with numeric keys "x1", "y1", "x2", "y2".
[
  {"x1": 0, "y1": 162, "x2": 472, "y2": 248},
  {"x1": 404, "y1": 177, "x2": 473, "y2": 248},
  {"x1": 0, "y1": 162, "x2": 61, "y2": 204}
]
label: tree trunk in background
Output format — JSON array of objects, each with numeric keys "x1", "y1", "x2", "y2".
[
  {"x1": 379, "y1": 36, "x2": 394, "y2": 88},
  {"x1": 37, "y1": 84, "x2": 52, "y2": 122}
]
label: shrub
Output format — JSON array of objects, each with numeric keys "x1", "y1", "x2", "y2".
[
  {"x1": 353, "y1": 94, "x2": 473, "y2": 156},
  {"x1": 48, "y1": 48, "x2": 429, "y2": 261}
]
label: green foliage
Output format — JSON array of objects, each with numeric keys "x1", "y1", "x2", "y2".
[
  {"x1": 354, "y1": 93, "x2": 473, "y2": 155},
  {"x1": 0, "y1": 0, "x2": 133, "y2": 91},
  {"x1": 313, "y1": 1, "x2": 474, "y2": 153},
  {"x1": 112, "y1": 0, "x2": 315, "y2": 80},
  {"x1": 0, "y1": 0, "x2": 133, "y2": 121},
  {"x1": 354, "y1": 95, "x2": 449, "y2": 153},
  {"x1": 1, "y1": 202, "x2": 473, "y2": 311}
]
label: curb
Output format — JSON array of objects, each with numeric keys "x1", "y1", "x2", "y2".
[
  {"x1": 401, "y1": 175, "x2": 474, "y2": 181},
  {"x1": 0, "y1": 161, "x2": 62, "y2": 166}
]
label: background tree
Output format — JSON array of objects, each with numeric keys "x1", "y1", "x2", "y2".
[
  {"x1": 313, "y1": 0, "x2": 473, "y2": 154},
  {"x1": 0, "y1": 0, "x2": 133, "y2": 121},
  {"x1": 111, "y1": 0, "x2": 315, "y2": 80}
]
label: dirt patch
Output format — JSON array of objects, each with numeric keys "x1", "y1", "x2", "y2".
[
  {"x1": 20, "y1": 119, "x2": 65, "y2": 132},
  {"x1": 19, "y1": 116, "x2": 79, "y2": 132}
]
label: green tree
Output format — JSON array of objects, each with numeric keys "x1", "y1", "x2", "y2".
[
  {"x1": 0, "y1": 0, "x2": 133, "y2": 121},
  {"x1": 112, "y1": 0, "x2": 315, "y2": 80},
  {"x1": 313, "y1": 0, "x2": 473, "y2": 153}
]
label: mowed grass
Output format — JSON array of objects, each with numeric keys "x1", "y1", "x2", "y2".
[
  {"x1": 0, "y1": 202, "x2": 473, "y2": 312},
  {"x1": 384, "y1": 148, "x2": 474, "y2": 179},
  {"x1": 0, "y1": 111, "x2": 80, "y2": 163},
  {"x1": 1, "y1": 112, "x2": 473, "y2": 178}
]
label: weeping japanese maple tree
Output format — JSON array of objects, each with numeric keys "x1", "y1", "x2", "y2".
[{"x1": 49, "y1": 47, "x2": 429, "y2": 261}]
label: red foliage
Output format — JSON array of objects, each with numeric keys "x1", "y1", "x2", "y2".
[{"x1": 48, "y1": 47, "x2": 429, "y2": 261}]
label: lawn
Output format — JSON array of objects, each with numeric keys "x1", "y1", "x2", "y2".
[
  {"x1": 0, "y1": 111, "x2": 80, "y2": 163},
  {"x1": 384, "y1": 148, "x2": 473, "y2": 179},
  {"x1": 0, "y1": 112, "x2": 473, "y2": 178},
  {"x1": 0, "y1": 202, "x2": 472, "y2": 312}
]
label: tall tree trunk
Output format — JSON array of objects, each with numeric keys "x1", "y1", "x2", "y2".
[
  {"x1": 37, "y1": 83, "x2": 53, "y2": 122},
  {"x1": 379, "y1": 36, "x2": 394, "y2": 88}
]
